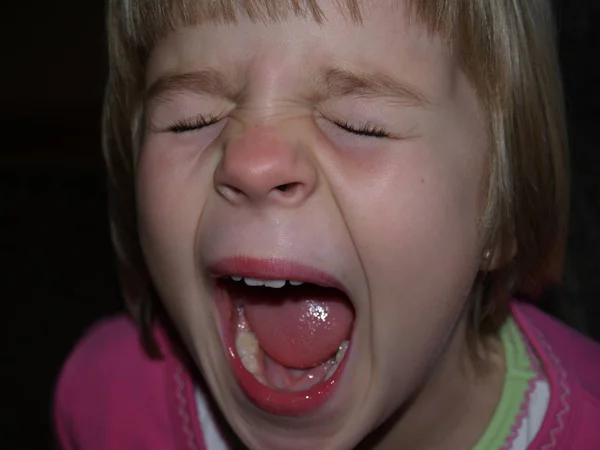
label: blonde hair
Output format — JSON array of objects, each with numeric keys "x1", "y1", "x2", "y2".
[{"x1": 103, "y1": 0, "x2": 569, "y2": 356}]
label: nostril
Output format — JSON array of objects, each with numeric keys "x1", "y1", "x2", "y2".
[{"x1": 275, "y1": 183, "x2": 299, "y2": 193}]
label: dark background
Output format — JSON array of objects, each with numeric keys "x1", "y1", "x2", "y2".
[{"x1": 1, "y1": 1, "x2": 599, "y2": 448}]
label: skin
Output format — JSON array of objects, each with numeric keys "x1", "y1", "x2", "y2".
[{"x1": 136, "y1": 2, "x2": 505, "y2": 449}]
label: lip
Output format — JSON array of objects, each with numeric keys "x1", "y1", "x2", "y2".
[
  {"x1": 209, "y1": 256, "x2": 353, "y2": 416},
  {"x1": 208, "y1": 256, "x2": 349, "y2": 295}
]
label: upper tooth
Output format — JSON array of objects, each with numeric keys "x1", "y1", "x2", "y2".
[
  {"x1": 229, "y1": 277, "x2": 305, "y2": 288},
  {"x1": 241, "y1": 277, "x2": 287, "y2": 288},
  {"x1": 263, "y1": 279, "x2": 286, "y2": 288},
  {"x1": 243, "y1": 277, "x2": 264, "y2": 287}
]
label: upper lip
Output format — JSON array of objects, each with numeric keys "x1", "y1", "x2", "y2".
[{"x1": 207, "y1": 256, "x2": 349, "y2": 295}]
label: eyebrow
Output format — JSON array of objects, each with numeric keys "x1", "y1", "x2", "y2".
[
  {"x1": 145, "y1": 67, "x2": 432, "y2": 108},
  {"x1": 145, "y1": 69, "x2": 234, "y2": 105},
  {"x1": 316, "y1": 67, "x2": 432, "y2": 107}
]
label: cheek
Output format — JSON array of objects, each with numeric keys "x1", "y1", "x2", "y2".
[
  {"x1": 348, "y1": 143, "x2": 486, "y2": 393},
  {"x1": 347, "y1": 134, "x2": 486, "y2": 328},
  {"x1": 365, "y1": 157, "x2": 481, "y2": 288},
  {"x1": 354, "y1": 136, "x2": 483, "y2": 247},
  {"x1": 134, "y1": 145, "x2": 220, "y2": 332},
  {"x1": 136, "y1": 149, "x2": 181, "y2": 246},
  {"x1": 135, "y1": 141, "x2": 211, "y2": 279}
]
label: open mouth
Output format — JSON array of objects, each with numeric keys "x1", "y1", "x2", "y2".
[{"x1": 212, "y1": 259, "x2": 355, "y2": 416}]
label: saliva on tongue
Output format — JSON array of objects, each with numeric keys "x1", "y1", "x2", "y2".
[{"x1": 242, "y1": 284, "x2": 354, "y2": 370}]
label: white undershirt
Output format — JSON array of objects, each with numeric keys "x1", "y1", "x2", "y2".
[{"x1": 509, "y1": 378, "x2": 550, "y2": 449}]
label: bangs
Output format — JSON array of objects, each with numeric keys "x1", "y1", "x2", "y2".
[
  {"x1": 119, "y1": 0, "x2": 361, "y2": 51},
  {"x1": 115, "y1": 0, "x2": 454, "y2": 53}
]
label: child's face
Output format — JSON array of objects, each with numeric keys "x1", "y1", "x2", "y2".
[{"x1": 138, "y1": 1, "x2": 488, "y2": 448}]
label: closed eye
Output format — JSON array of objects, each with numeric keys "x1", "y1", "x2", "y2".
[
  {"x1": 334, "y1": 120, "x2": 390, "y2": 138},
  {"x1": 167, "y1": 114, "x2": 221, "y2": 133}
]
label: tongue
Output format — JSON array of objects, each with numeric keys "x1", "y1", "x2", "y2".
[{"x1": 242, "y1": 284, "x2": 354, "y2": 369}]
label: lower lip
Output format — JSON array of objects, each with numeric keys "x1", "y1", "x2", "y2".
[{"x1": 216, "y1": 285, "x2": 351, "y2": 416}]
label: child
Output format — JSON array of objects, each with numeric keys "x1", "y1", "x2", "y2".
[{"x1": 54, "y1": 0, "x2": 600, "y2": 448}]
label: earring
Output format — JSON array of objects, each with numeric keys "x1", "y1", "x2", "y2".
[{"x1": 483, "y1": 250, "x2": 492, "y2": 261}]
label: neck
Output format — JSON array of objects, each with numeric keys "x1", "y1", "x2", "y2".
[{"x1": 361, "y1": 313, "x2": 506, "y2": 450}]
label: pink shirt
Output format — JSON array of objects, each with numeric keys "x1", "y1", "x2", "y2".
[{"x1": 54, "y1": 302, "x2": 600, "y2": 449}]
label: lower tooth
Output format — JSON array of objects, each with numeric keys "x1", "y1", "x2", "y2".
[
  {"x1": 235, "y1": 331, "x2": 261, "y2": 377},
  {"x1": 325, "y1": 341, "x2": 349, "y2": 380},
  {"x1": 336, "y1": 340, "x2": 349, "y2": 363},
  {"x1": 325, "y1": 362, "x2": 339, "y2": 380}
]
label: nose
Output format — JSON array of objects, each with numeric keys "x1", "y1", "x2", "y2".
[{"x1": 215, "y1": 125, "x2": 318, "y2": 206}]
